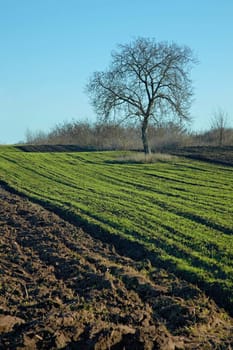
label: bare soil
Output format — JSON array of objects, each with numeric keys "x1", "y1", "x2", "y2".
[
  {"x1": 0, "y1": 186, "x2": 233, "y2": 349},
  {"x1": 15, "y1": 145, "x2": 95, "y2": 153},
  {"x1": 170, "y1": 146, "x2": 233, "y2": 166}
]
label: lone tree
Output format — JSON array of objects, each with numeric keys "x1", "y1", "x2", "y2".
[{"x1": 86, "y1": 37, "x2": 196, "y2": 153}]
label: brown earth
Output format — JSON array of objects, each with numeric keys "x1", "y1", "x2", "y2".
[
  {"x1": 15, "y1": 145, "x2": 95, "y2": 153},
  {"x1": 0, "y1": 186, "x2": 233, "y2": 349},
  {"x1": 170, "y1": 146, "x2": 233, "y2": 166}
]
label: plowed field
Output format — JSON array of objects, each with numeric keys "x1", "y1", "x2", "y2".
[
  {"x1": 0, "y1": 186, "x2": 233, "y2": 349},
  {"x1": 171, "y1": 146, "x2": 233, "y2": 166}
]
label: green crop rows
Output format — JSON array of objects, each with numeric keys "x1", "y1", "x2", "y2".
[{"x1": 0, "y1": 147, "x2": 233, "y2": 311}]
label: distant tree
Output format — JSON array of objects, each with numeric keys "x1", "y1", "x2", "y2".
[
  {"x1": 211, "y1": 108, "x2": 229, "y2": 146},
  {"x1": 25, "y1": 129, "x2": 48, "y2": 144},
  {"x1": 86, "y1": 37, "x2": 196, "y2": 153}
]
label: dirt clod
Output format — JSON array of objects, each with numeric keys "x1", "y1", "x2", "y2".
[{"x1": 0, "y1": 186, "x2": 233, "y2": 349}]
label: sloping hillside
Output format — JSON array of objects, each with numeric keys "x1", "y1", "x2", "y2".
[{"x1": 0, "y1": 186, "x2": 233, "y2": 349}]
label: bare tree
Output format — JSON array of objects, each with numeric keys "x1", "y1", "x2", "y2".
[
  {"x1": 211, "y1": 108, "x2": 229, "y2": 146},
  {"x1": 86, "y1": 37, "x2": 196, "y2": 153}
]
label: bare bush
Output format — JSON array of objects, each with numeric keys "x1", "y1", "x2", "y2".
[
  {"x1": 210, "y1": 108, "x2": 229, "y2": 146},
  {"x1": 24, "y1": 118, "x2": 233, "y2": 150},
  {"x1": 24, "y1": 120, "x2": 189, "y2": 151}
]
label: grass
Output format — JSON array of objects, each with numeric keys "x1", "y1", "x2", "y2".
[
  {"x1": 0, "y1": 148, "x2": 232, "y2": 312},
  {"x1": 113, "y1": 152, "x2": 177, "y2": 163}
]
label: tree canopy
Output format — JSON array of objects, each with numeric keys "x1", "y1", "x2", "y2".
[{"x1": 86, "y1": 37, "x2": 196, "y2": 153}]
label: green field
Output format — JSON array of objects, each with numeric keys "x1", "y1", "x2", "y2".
[{"x1": 0, "y1": 146, "x2": 233, "y2": 312}]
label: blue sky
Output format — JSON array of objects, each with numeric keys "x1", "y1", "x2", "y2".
[{"x1": 0, "y1": 0, "x2": 233, "y2": 144}]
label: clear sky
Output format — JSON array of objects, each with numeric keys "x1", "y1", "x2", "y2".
[{"x1": 0, "y1": 0, "x2": 233, "y2": 144}]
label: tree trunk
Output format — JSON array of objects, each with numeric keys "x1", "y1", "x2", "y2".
[
  {"x1": 141, "y1": 118, "x2": 151, "y2": 154},
  {"x1": 219, "y1": 127, "x2": 223, "y2": 147}
]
